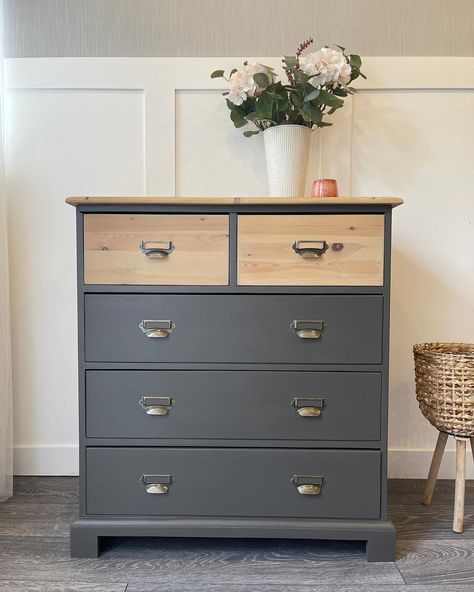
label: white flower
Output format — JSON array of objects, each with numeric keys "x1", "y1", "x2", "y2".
[
  {"x1": 298, "y1": 47, "x2": 352, "y2": 88},
  {"x1": 226, "y1": 63, "x2": 273, "y2": 105}
]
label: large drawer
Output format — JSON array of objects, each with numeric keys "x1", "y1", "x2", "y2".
[
  {"x1": 84, "y1": 214, "x2": 229, "y2": 285},
  {"x1": 86, "y1": 370, "x2": 381, "y2": 441},
  {"x1": 238, "y1": 214, "x2": 384, "y2": 286},
  {"x1": 84, "y1": 294, "x2": 383, "y2": 364},
  {"x1": 86, "y1": 447, "x2": 381, "y2": 519}
]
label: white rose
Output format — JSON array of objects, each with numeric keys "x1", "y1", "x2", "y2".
[
  {"x1": 226, "y1": 63, "x2": 273, "y2": 105},
  {"x1": 299, "y1": 47, "x2": 351, "y2": 87},
  {"x1": 227, "y1": 69, "x2": 252, "y2": 105}
]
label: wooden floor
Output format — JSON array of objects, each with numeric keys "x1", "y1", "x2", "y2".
[{"x1": 0, "y1": 478, "x2": 473, "y2": 591}]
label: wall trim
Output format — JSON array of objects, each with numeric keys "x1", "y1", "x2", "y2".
[
  {"x1": 388, "y1": 447, "x2": 474, "y2": 479},
  {"x1": 12, "y1": 445, "x2": 473, "y2": 478},
  {"x1": 5, "y1": 57, "x2": 474, "y2": 196},
  {"x1": 13, "y1": 445, "x2": 79, "y2": 476}
]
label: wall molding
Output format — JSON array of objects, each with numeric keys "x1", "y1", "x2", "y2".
[
  {"x1": 13, "y1": 445, "x2": 78, "y2": 476},
  {"x1": 6, "y1": 57, "x2": 474, "y2": 197},
  {"x1": 6, "y1": 57, "x2": 474, "y2": 478}
]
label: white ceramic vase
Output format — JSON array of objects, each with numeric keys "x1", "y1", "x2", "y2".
[{"x1": 263, "y1": 124, "x2": 311, "y2": 197}]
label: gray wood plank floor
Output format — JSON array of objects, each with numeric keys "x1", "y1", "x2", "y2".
[{"x1": 0, "y1": 477, "x2": 472, "y2": 592}]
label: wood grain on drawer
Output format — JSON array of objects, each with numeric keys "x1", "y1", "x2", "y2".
[
  {"x1": 238, "y1": 214, "x2": 384, "y2": 286},
  {"x1": 84, "y1": 214, "x2": 229, "y2": 285},
  {"x1": 86, "y1": 447, "x2": 381, "y2": 519},
  {"x1": 86, "y1": 370, "x2": 382, "y2": 441},
  {"x1": 84, "y1": 294, "x2": 383, "y2": 364}
]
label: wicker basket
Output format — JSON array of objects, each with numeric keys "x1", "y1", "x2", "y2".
[{"x1": 414, "y1": 343, "x2": 474, "y2": 437}]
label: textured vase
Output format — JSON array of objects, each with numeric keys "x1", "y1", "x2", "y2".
[{"x1": 263, "y1": 125, "x2": 311, "y2": 197}]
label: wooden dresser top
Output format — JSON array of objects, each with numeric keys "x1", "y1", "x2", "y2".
[{"x1": 66, "y1": 196, "x2": 404, "y2": 207}]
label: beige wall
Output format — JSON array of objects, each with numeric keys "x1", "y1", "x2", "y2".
[{"x1": 4, "y1": 0, "x2": 474, "y2": 58}]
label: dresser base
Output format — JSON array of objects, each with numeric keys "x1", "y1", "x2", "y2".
[{"x1": 70, "y1": 517, "x2": 396, "y2": 562}]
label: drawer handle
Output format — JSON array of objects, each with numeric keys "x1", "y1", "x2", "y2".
[
  {"x1": 139, "y1": 396, "x2": 172, "y2": 415},
  {"x1": 292, "y1": 475, "x2": 324, "y2": 495},
  {"x1": 292, "y1": 397, "x2": 325, "y2": 417},
  {"x1": 139, "y1": 320, "x2": 175, "y2": 338},
  {"x1": 139, "y1": 240, "x2": 175, "y2": 257},
  {"x1": 291, "y1": 320, "x2": 324, "y2": 339},
  {"x1": 140, "y1": 474, "x2": 172, "y2": 494},
  {"x1": 292, "y1": 240, "x2": 328, "y2": 258}
]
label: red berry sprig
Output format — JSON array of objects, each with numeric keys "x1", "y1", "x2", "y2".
[{"x1": 296, "y1": 37, "x2": 314, "y2": 59}]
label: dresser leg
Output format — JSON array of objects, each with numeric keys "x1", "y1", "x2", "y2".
[
  {"x1": 365, "y1": 529, "x2": 396, "y2": 562},
  {"x1": 70, "y1": 522, "x2": 100, "y2": 558}
]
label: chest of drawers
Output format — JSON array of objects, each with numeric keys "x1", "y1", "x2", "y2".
[{"x1": 67, "y1": 195, "x2": 403, "y2": 561}]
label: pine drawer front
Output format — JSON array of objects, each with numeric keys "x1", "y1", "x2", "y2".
[
  {"x1": 86, "y1": 370, "x2": 381, "y2": 441},
  {"x1": 84, "y1": 294, "x2": 383, "y2": 364},
  {"x1": 238, "y1": 214, "x2": 384, "y2": 286},
  {"x1": 86, "y1": 447, "x2": 381, "y2": 519},
  {"x1": 83, "y1": 214, "x2": 229, "y2": 285}
]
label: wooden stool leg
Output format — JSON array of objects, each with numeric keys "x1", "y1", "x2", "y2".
[
  {"x1": 422, "y1": 431, "x2": 448, "y2": 505},
  {"x1": 453, "y1": 438, "x2": 466, "y2": 533}
]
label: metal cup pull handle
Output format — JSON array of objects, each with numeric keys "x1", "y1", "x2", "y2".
[
  {"x1": 140, "y1": 474, "x2": 172, "y2": 495},
  {"x1": 291, "y1": 320, "x2": 324, "y2": 339},
  {"x1": 292, "y1": 397, "x2": 325, "y2": 417},
  {"x1": 139, "y1": 240, "x2": 175, "y2": 257},
  {"x1": 292, "y1": 240, "x2": 328, "y2": 258},
  {"x1": 139, "y1": 320, "x2": 175, "y2": 338},
  {"x1": 292, "y1": 475, "x2": 324, "y2": 495},
  {"x1": 139, "y1": 396, "x2": 172, "y2": 416}
]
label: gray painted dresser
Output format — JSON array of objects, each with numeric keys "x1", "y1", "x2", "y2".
[{"x1": 67, "y1": 195, "x2": 403, "y2": 561}]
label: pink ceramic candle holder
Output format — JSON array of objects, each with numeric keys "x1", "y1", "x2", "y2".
[{"x1": 311, "y1": 178, "x2": 338, "y2": 197}]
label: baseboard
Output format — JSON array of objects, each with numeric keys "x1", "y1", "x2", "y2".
[
  {"x1": 13, "y1": 445, "x2": 473, "y2": 478},
  {"x1": 13, "y1": 445, "x2": 79, "y2": 476},
  {"x1": 388, "y1": 447, "x2": 473, "y2": 479}
]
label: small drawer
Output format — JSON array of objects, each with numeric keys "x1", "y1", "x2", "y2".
[
  {"x1": 86, "y1": 370, "x2": 381, "y2": 441},
  {"x1": 83, "y1": 214, "x2": 229, "y2": 285},
  {"x1": 238, "y1": 214, "x2": 384, "y2": 286},
  {"x1": 84, "y1": 294, "x2": 383, "y2": 364},
  {"x1": 86, "y1": 447, "x2": 381, "y2": 519}
]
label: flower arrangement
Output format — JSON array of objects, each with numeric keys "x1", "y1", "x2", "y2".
[{"x1": 210, "y1": 38, "x2": 365, "y2": 137}]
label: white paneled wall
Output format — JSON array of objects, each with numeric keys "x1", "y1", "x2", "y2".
[{"x1": 5, "y1": 58, "x2": 474, "y2": 476}]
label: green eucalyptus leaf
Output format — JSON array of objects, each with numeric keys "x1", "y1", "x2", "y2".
[
  {"x1": 303, "y1": 102, "x2": 323, "y2": 123},
  {"x1": 304, "y1": 88, "x2": 320, "y2": 102},
  {"x1": 332, "y1": 87, "x2": 348, "y2": 97},
  {"x1": 299, "y1": 108, "x2": 312, "y2": 122},
  {"x1": 349, "y1": 55, "x2": 362, "y2": 69},
  {"x1": 210, "y1": 70, "x2": 225, "y2": 79},
  {"x1": 230, "y1": 110, "x2": 247, "y2": 128},
  {"x1": 294, "y1": 69, "x2": 309, "y2": 84},
  {"x1": 283, "y1": 55, "x2": 298, "y2": 68},
  {"x1": 225, "y1": 98, "x2": 248, "y2": 114},
  {"x1": 243, "y1": 130, "x2": 260, "y2": 137},
  {"x1": 290, "y1": 92, "x2": 303, "y2": 108},
  {"x1": 230, "y1": 68, "x2": 237, "y2": 76},
  {"x1": 255, "y1": 90, "x2": 274, "y2": 120},
  {"x1": 253, "y1": 72, "x2": 270, "y2": 89},
  {"x1": 318, "y1": 121, "x2": 333, "y2": 127},
  {"x1": 315, "y1": 90, "x2": 344, "y2": 109}
]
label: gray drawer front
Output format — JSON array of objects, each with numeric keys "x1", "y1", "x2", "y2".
[
  {"x1": 86, "y1": 371, "x2": 381, "y2": 441},
  {"x1": 84, "y1": 294, "x2": 383, "y2": 364},
  {"x1": 86, "y1": 447, "x2": 381, "y2": 519}
]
